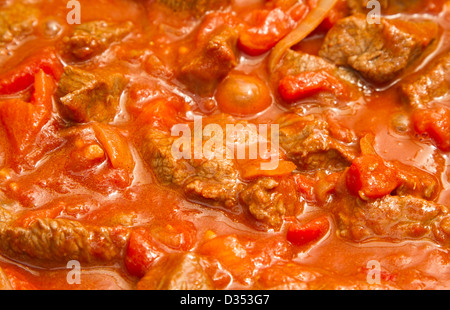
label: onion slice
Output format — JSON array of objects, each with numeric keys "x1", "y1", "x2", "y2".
[{"x1": 268, "y1": 0, "x2": 338, "y2": 73}]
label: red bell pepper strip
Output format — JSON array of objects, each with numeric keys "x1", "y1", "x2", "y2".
[
  {"x1": 287, "y1": 216, "x2": 330, "y2": 246},
  {"x1": 0, "y1": 47, "x2": 63, "y2": 95},
  {"x1": 412, "y1": 107, "x2": 450, "y2": 152}
]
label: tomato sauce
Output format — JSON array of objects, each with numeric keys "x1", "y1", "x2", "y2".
[{"x1": 0, "y1": 0, "x2": 449, "y2": 290}]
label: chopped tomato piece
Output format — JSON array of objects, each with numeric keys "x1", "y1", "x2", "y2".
[
  {"x1": 0, "y1": 70, "x2": 55, "y2": 153},
  {"x1": 0, "y1": 99, "x2": 47, "y2": 153},
  {"x1": 238, "y1": 8, "x2": 295, "y2": 56},
  {"x1": 412, "y1": 107, "x2": 450, "y2": 152},
  {"x1": 195, "y1": 12, "x2": 239, "y2": 43},
  {"x1": 0, "y1": 47, "x2": 63, "y2": 95},
  {"x1": 150, "y1": 222, "x2": 196, "y2": 251},
  {"x1": 135, "y1": 98, "x2": 184, "y2": 131},
  {"x1": 293, "y1": 174, "x2": 316, "y2": 201},
  {"x1": 314, "y1": 172, "x2": 341, "y2": 202},
  {"x1": 346, "y1": 154, "x2": 401, "y2": 199},
  {"x1": 278, "y1": 70, "x2": 348, "y2": 102},
  {"x1": 307, "y1": 0, "x2": 319, "y2": 8},
  {"x1": 198, "y1": 234, "x2": 255, "y2": 283},
  {"x1": 286, "y1": 216, "x2": 330, "y2": 246},
  {"x1": 125, "y1": 227, "x2": 165, "y2": 278}
]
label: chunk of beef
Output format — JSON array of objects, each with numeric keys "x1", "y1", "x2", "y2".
[
  {"x1": 0, "y1": 3, "x2": 38, "y2": 48},
  {"x1": 141, "y1": 128, "x2": 244, "y2": 208},
  {"x1": 240, "y1": 177, "x2": 302, "y2": 230},
  {"x1": 273, "y1": 49, "x2": 359, "y2": 86},
  {"x1": 278, "y1": 113, "x2": 358, "y2": 171},
  {"x1": 319, "y1": 14, "x2": 438, "y2": 84},
  {"x1": 178, "y1": 25, "x2": 239, "y2": 95},
  {"x1": 400, "y1": 52, "x2": 450, "y2": 109},
  {"x1": 184, "y1": 158, "x2": 245, "y2": 208},
  {"x1": 156, "y1": 0, "x2": 230, "y2": 16},
  {"x1": 62, "y1": 21, "x2": 133, "y2": 60},
  {"x1": 140, "y1": 120, "x2": 301, "y2": 230},
  {"x1": 56, "y1": 66, "x2": 127, "y2": 123},
  {"x1": 136, "y1": 253, "x2": 214, "y2": 290},
  {"x1": 0, "y1": 207, "x2": 129, "y2": 265},
  {"x1": 333, "y1": 195, "x2": 450, "y2": 244}
]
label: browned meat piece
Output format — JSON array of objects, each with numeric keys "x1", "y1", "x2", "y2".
[
  {"x1": 0, "y1": 3, "x2": 38, "y2": 48},
  {"x1": 333, "y1": 195, "x2": 450, "y2": 244},
  {"x1": 140, "y1": 128, "x2": 244, "y2": 208},
  {"x1": 400, "y1": 51, "x2": 450, "y2": 109},
  {"x1": 62, "y1": 21, "x2": 133, "y2": 60},
  {"x1": 394, "y1": 162, "x2": 440, "y2": 200},
  {"x1": 0, "y1": 207, "x2": 129, "y2": 265},
  {"x1": 141, "y1": 129, "x2": 190, "y2": 186},
  {"x1": 56, "y1": 66, "x2": 127, "y2": 123},
  {"x1": 240, "y1": 177, "x2": 303, "y2": 230},
  {"x1": 140, "y1": 121, "x2": 301, "y2": 230},
  {"x1": 136, "y1": 253, "x2": 215, "y2": 290},
  {"x1": 178, "y1": 25, "x2": 239, "y2": 95},
  {"x1": 156, "y1": 0, "x2": 230, "y2": 16},
  {"x1": 278, "y1": 113, "x2": 358, "y2": 171},
  {"x1": 319, "y1": 14, "x2": 438, "y2": 84},
  {"x1": 184, "y1": 158, "x2": 244, "y2": 208},
  {"x1": 144, "y1": 130, "x2": 244, "y2": 207}
]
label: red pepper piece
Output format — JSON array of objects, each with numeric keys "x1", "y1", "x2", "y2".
[
  {"x1": 287, "y1": 216, "x2": 330, "y2": 246},
  {"x1": 278, "y1": 70, "x2": 348, "y2": 102}
]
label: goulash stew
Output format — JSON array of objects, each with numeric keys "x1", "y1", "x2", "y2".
[{"x1": 0, "y1": 0, "x2": 449, "y2": 290}]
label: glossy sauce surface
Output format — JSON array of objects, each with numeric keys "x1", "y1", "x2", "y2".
[{"x1": 0, "y1": 0, "x2": 449, "y2": 290}]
